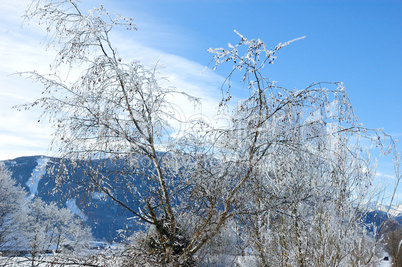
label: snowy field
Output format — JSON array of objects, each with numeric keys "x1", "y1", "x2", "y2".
[
  {"x1": 378, "y1": 258, "x2": 392, "y2": 267},
  {"x1": 0, "y1": 255, "x2": 121, "y2": 267},
  {"x1": 0, "y1": 255, "x2": 393, "y2": 267}
]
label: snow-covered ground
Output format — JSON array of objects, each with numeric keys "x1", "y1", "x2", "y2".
[
  {"x1": 378, "y1": 259, "x2": 392, "y2": 267},
  {"x1": 0, "y1": 255, "x2": 394, "y2": 266},
  {"x1": 378, "y1": 253, "x2": 392, "y2": 267},
  {"x1": 0, "y1": 252, "x2": 122, "y2": 266}
]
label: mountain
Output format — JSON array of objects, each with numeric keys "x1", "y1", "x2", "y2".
[
  {"x1": 2, "y1": 155, "x2": 141, "y2": 242},
  {"x1": 376, "y1": 204, "x2": 402, "y2": 219},
  {"x1": 364, "y1": 203, "x2": 402, "y2": 231},
  {"x1": 2, "y1": 155, "x2": 401, "y2": 241}
]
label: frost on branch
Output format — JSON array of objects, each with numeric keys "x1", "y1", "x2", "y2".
[{"x1": 17, "y1": 1, "x2": 401, "y2": 266}]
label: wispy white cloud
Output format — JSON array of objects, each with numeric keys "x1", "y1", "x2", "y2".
[
  {"x1": 0, "y1": 0, "x2": 225, "y2": 160},
  {"x1": 376, "y1": 172, "x2": 396, "y2": 180},
  {"x1": 0, "y1": 1, "x2": 55, "y2": 160}
]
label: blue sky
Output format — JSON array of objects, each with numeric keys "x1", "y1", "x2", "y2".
[
  {"x1": 112, "y1": 0, "x2": 402, "y2": 132},
  {"x1": 0, "y1": 0, "x2": 401, "y2": 200}
]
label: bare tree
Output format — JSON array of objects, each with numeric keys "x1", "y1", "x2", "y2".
[
  {"x1": 383, "y1": 219, "x2": 402, "y2": 267},
  {"x1": 19, "y1": 0, "x2": 400, "y2": 266}
]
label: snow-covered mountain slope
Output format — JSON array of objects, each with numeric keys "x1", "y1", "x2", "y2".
[
  {"x1": 2, "y1": 155, "x2": 139, "y2": 241},
  {"x1": 25, "y1": 157, "x2": 50, "y2": 199},
  {"x1": 378, "y1": 204, "x2": 402, "y2": 218},
  {"x1": 366, "y1": 202, "x2": 402, "y2": 219}
]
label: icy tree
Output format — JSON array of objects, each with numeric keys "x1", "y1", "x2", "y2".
[
  {"x1": 0, "y1": 164, "x2": 27, "y2": 250},
  {"x1": 0, "y1": 164, "x2": 91, "y2": 266},
  {"x1": 20, "y1": 198, "x2": 92, "y2": 265},
  {"x1": 19, "y1": 0, "x2": 400, "y2": 265},
  {"x1": 206, "y1": 32, "x2": 400, "y2": 267}
]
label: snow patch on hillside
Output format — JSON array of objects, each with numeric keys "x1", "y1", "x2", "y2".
[
  {"x1": 66, "y1": 198, "x2": 87, "y2": 221},
  {"x1": 367, "y1": 202, "x2": 402, "y2": 217},
  {"x1": 379, "y1": 204, "x2": 402, "y2": 217},
  {"x1": 92, "y1": 191, "x2": 107, "y2": 200},
  {"x1": 25, "y1": 157, "x2": 49, "y2": 199}
]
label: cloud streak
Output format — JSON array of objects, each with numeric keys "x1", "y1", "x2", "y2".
[{"x1": 0, "y1": 0, "x2": 226, "y2": 160}]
